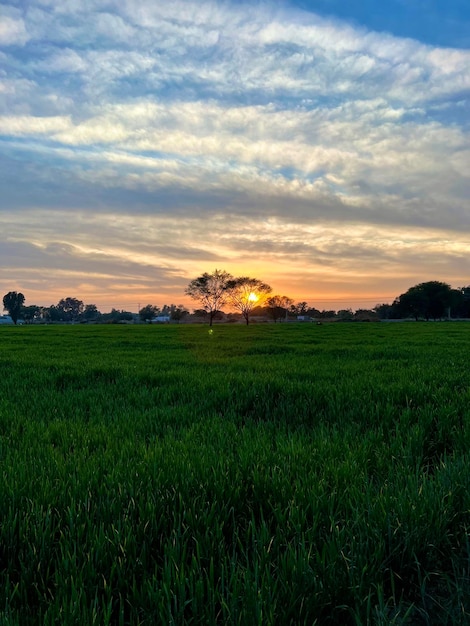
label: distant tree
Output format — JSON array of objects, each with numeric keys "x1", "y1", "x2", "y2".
[
  {"x1": 57, "y1": 297, "x2": 84, "y2": 322},
  {"x1": 394, "y1": 290, "x2": 425, "y2": 321},
  {"x1": 193, "y1": 308, "x2": 209, "y2": 319},
  {"x1": 117, "y1": 310, "x2": 134, "y2": 322},
  {"x1": 226, "y1": 312, "x2": 241, "y2": 323},
  {"x1": 21, "y1": 304, "x2": 41, "y2": 324},
  {"x1": 139, "y1": 304, "x2": 159, "y2": 322},
  {"x1": 193, "y1": 308, "x2": 224, "y2": 322},
  {"x1": 226, "y1": 277, "x2": 272, "y2": 325},
  {"x1": 456, "y1": 287, "x2": 470, "y2": 318},
  {"x1": 185, "y1": 269, "x2": 233, "y2": 326},
  {"x1": 3, "y1": 291, "x2": 25, "y2": 325},
  {"x1": 43, "y1": 305, "x2": 62, "y2": 322},
  {"x1": 101, "y1": 308, "x2": 134, "y2": 323},
  {"x1": 250, "y1": 305, "x2": 268, "y2": 317},
  {"x1": 396, "y1": 281, "x2": 454, "y2": 321},
  {"x1": 354, "y1": 309, "x2": 379, "y2": 322},
  {"x1": 317, "y1": 310, "x2": 336, "y2": 320},
  {"x1": 169, "y1": 304, "x2": 189, "y2": 323},
  {"x1": 82, "y1": 304, "x2": 101, "y2": 322},
  {"x1": 267, "y1": 295, "x2": 293, "y2": 322},
  {"x1": 337, "y1": 308, "x2": 354, "y2": 321},
  {"x1": 306, "y1": 307, "x2": 321, "y2": 319},
  {"x1": 447, "y1": 289, "x2": 465, "y2": 318},
  {"x1": 289, "y1": 301, "x2": 308, "y2": 316},
  {"x1": 374, "y1": 303, "x2": 395, "y2": 320}
]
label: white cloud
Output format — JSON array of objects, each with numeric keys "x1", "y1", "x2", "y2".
[
  {"x1": 1, "y1": 92, "x2": 467, "y2": 232},
  {"x1": 4, "y1": 0, "x2": 469, "y2": 111},
  {"x1": 0, "y1": 115, "x2": 71, "y2": 135},
  {"x1": 0, "y1": 10, "x2": 29, "y2": 46},
  {"x1": 37, "y1": 48, "x2": 88, "y2": 74},
  {"x1": 1, "y1": 208, "x2": 469, "y2": 308},
  {"x1": 1, "y1": 0, "x2": 469, "y2": 305}
]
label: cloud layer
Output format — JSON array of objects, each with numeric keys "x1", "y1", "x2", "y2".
[{"x1": 1, "y1": 0, "x2": 469, "y2": 309}]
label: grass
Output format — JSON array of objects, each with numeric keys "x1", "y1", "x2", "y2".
[{"x1": 0, "y1": 322, "x2": 469, "y2": 624}]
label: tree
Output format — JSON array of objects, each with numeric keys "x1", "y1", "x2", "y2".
[
  {"x1": 448, "y1": 289, "x2": 465, "y2": 318},
  {"x1": 306, "y1": 307, "x2": 321, "y2": 319},
  {"x1": 456, "y1": 287, "x2": 470, "y2": 318},
  {"x1": 82, "y1": 304, "x2": 101, "y2": 322},
  {"x1": 185, "y1": 269, "x2": 233, "y2": 326},
  {"x1": 267, "y1": 295, "x2": 293, "y2": 323},
  {"x1": 226, "y1": 277, "x2": 272, "y2": 325},
  {"x1": 21, "y1": 304, "x2": 41, "y2": 324},
  {"x1": 57, "y1": 297, "x2": 84, "y2": 322},
  {"x1": 374, "y1": 303, "x2": 395, "y2": 320},
  {"x1": 396, "y1": 281, "x2": 455, "y2": 321},
  {"x1": 3, "y1": 291, "x2": 25, "y2": 325},
  {"x1": 337, "y1": 308, "x2": 354, "y2": 321},
  {"x1": 139, "y1": 304, "x2": 159, "y2": 322},
  {"x1": 101, "y1": 309, "x2": 133, "y2": 323},
  {"x1": 354, "y1": 309, "x2": 379, "y2": 322},
  {"x1": 43, "y1": 305, "x2": 62, "y2": 322},
  {"x1": 317, "y1": 310, "x2": 336, "y2": 320},
  {"x1": 169, "y1": 304, "x2": 189, "y2": 323}
]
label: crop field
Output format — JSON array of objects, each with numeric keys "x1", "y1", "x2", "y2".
[{"x1": 0, "y1": 322, "x2": 470, "y2": 625}]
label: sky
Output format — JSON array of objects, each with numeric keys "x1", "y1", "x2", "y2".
[{"x1": 1, "y1": 0, "x2": 469, "y2": 312}]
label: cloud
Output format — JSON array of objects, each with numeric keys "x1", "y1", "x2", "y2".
[
  {"x1": 2, "y1": 208, "x2": 469, "y2": 309},
  {"x1": 8, "y1": 1, "x2": 469, "y2": 107},
  {"x1": 0, "y1": 0, "x2": 469, "y2": 307},
  {"x1": 0, "y1": 8, "x2": 30, "y2": 46},
  {"x1": 2, "y1": 97, "x2": 466, "y2": 232},
  {"x1": 0, "y1": 115, "x2": 71, "y2": 135}
]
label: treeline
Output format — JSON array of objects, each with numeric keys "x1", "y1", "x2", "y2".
[
  {"x1": 184, "y1": 272, "x2": 470, "y2": 324},
  {"x1": 1, "y1": 295, "x2": 189, "y2": 325},
  {"x1": 2, "y1": 280, "x2": 470, "y2": 326},
  {"x1": 276, "y1": 281, "x2": 470, "y2": 321},
  {"x1": 376, "y1": 281, "x2": 470, "y2": 321}
]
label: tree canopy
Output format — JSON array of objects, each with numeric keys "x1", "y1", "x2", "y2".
[
  {"x1": 226, "y1": 277, "x2": 272, "y2": 325},
  {"x1": 266, "y1": 295, "x2": 293, "y2": 323},
  {"x1": 56, "y1": 297, "x2": 84, "y2": 322},
  {"x1": 2, "y1": 291, "x2": 25, "y2": 325},
  {"x1": 185, "y1": 269, "x2": 233, "y2": 326},
  {"x1": 139, "y1": 304, "x2": 159, "y2": 322},
  {"x1": 395, "y1": 281, "x2": 457, "y2": 321}
]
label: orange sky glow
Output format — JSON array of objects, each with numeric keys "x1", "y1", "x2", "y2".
[{"x1": 1, "y1": 2, "x2": 468, "y2": 311}]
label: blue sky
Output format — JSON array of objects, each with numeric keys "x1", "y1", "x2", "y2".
[
  {"x1": 292, "y1": 0, "x2": 470, "y2": 48},
  {"x1": 0, "y1": 0, "x2": 469, "y2": 310}
]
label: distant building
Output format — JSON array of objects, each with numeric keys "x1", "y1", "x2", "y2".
[
  {"x1": 151, "y1": 315, "x2": 171, "y2": 323},
  {"x1": 0, "y1": 315, "x2": 16, "y2": 325}
]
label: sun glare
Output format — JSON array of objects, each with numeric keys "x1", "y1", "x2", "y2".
[{"x1": 248, "y1": 292, "x2": 259, "y2": 302}]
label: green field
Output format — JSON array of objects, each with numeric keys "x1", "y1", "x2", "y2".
[{"x1": 0, "y1": 323, "x2": 469, "y2": 625}]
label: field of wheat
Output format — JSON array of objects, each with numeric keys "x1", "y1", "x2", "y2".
[{"x1": 0, "y1": 323, "x2": 469, "y2": 624}]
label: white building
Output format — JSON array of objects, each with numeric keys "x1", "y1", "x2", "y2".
[
  {"x1": 151, "y1": 315, "x2": 171, "y2": 323},
  {"x1": 0, "y1": 315, "x2": 24, "y2": 325}
]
